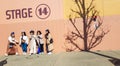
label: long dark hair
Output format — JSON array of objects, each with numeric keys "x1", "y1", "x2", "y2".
[
  {"x1": 22, "y1": 32, "x2": 26, "y2": 36},
  {"x1": 45, "y1": 29, "x2": 50, "y2": 39},
  {"x1": 45, "y1": 29, "x2": 50, "y2": 34}
]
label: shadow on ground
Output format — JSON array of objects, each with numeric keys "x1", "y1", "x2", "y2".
[
  {"x1": 0, "y1": 58, "x2": 7, "y2": 66},
  {"x1": 1, "y1": 51, "x2": 120, "y2": 66},
  {"x1": 88, "y1": 51, "x2": 120, "y2": 66}
]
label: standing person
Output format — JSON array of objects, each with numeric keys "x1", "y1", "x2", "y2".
[
  {"x1": 29, "y1": 30, "x2": 37, "y2": 55},
  {"x1": 93, "y1": 16, "x2": 98, "y2": 29},
  {"x1": 5, "y1": 32, "x2": 19, "y2": 56},
  {"x1": 19, "y1": 31, "x2": 28, "y2": 55},
  {"x1": 36, "y1": 30, "x2": 44, "y2": 54},
  {"x1": 45, "y1": 29, "x2": 54, "y2": 54}
]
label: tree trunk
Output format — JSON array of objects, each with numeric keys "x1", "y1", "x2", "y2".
[
  {"x1": 83, "y1": 19, "x2": 88, "y2": 51},
  {"x1": 83, "y1": 0, "x2": 88, "y2": 51}
]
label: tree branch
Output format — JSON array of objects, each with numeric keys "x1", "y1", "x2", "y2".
[
  {"x1": 88, "y1": 19, "x2": 103, "y2": 48},
  {"x1": 86, "y1": 0, "x2": 94, "y2": 14},
  {"x1": 71, "y1": 31, "x2": 83, "y2": 39},
  {"x1": 66, "y1": 34, "x2": 83, "y2": 51},
  {"x1": 71, "y1": 9, "x2": 83, "y2": 18},
  {"x1": 69, "y1": 15, "x2": 84, "y2": 39},
  {"x1": 88, "y1": 27, "x2": 109, "y2": 49},
  {"x1": 74, "y1": 0, "x2": 83, "y2": 18}
]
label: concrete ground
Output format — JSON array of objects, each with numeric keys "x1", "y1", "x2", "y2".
[{"x1": 1, "y1": 51, "x2": 120, "y2": 66}]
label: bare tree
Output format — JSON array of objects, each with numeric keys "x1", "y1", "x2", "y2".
[{"x1": 65, "y1": 0, "x2": 109, "y2": 51}]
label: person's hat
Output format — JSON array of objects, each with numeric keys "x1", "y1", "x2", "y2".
[
  {"x1": 10, "y1": 32, "x2": 15, "y2": 36},
  {"x1": 11, "y1": 32, "x2": 15, "y2": 35}
]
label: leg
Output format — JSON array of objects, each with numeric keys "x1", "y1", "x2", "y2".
[
  {"x1": 48, "y1": 44, "x2": 53, "y2": 54},
  {"x1": 33, "y1": 44, "x2": 36, "y2": 54},
  {"x1": 22, "y1": 43, "x2": 27, "y2": 53},
  {"x1": 30, "y1": 44, "x2": 33, "y2": 54},
  {"x1": 23, "y1": 43, "x2": 28, "y2": 55},
  {"x1": 22, "y1": 43, "x2": 27, "y2": 55},
  {"x1": 5, "y1": 43, "x2": 14, "y2": 56},
  {"x1": 5, "y1": 47, "x2": 11, "y2": 56},
  {"x1": 24, "y1": 43, "x2": 28, "y2": 53},
  {"x1": 46, "y1": 44, "x2": 49, "y2": 53},
  {"x1": 37, "y1": 45, "x2": 40, "y2": 54},
  {"x1": 6, "y1": 45, "x2": 10, "y2": 54},
  {"x1": 13, "y1": 45, "x2": 18, "y2": 55},
  {"x1": 40, "y1": 44, "x2": 44, "y2": 52},
  {"x1": 21, "y1": 44, "x2": 24, "y2": 52}
]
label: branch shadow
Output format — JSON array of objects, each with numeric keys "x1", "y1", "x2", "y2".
[
  {"x1": 88, "y1": 51, "x2": 120, "y2": 66},
  {"x1": 0, "y1": 58, "x2": 7, "y2": 66},
  {"x1": 66, "y1": 0, "x2": 110, "y2": 51},
  {"x1": 65, "y1": 31, "x2": 83, "y2": 52}
]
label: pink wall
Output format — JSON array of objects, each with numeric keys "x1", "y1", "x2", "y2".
[
  {"x1": 0, "y1": 15, "x2": 120, "y2": 55},
  {"x1": 0, "y1": 0, "x2": 120, "y2": 55}
]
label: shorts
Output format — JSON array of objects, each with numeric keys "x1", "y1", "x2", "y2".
[{"x1": 9, "y1": 43, "x2": 15, "y2": 48}]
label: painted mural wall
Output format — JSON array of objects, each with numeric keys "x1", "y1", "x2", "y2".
[{"x1": 0, "y1": 0, "x2": 120, "y2": 55}]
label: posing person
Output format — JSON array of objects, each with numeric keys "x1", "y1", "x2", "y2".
[
  {"x1": 45, "y1": 29, "x2": 54, "y2": 54},
  {"x1": 29, "y1": 30, "x2": 37, "y2": 55},
  {"x1": 36, "y1": 30, "x2": 44, "y2": 54},
  {"x1": 5, "y1": 32, "x2": 19, "y2": 56},
  {"x1": 19, "y1": 31, "x2": 28, "y2": 55}
]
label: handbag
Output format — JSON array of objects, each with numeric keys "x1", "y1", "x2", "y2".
[{"x1": 50, "y1": 38, "x2": 53, "y2": 43}]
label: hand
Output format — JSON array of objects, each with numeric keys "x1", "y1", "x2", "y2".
[
  {"x1": 21, "y1": 40, "x2": 25, "y2": 43},
  {"x1": 19, "y1": 44, "x2": 22, "y2": 47},
  {"x1": 16, "y1": 42, "x2": 19, "y2": 44}
]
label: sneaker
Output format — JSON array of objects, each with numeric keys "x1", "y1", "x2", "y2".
[
  {"x1": 16, "y1": 52, "x2": 19, "y2": 55},
  {"x1": 41, "y1": 52, "x2": 44, "y2": 54},
  {"x1": 24, "y1": 52, "x2": 27, "y2": 55},
  {"x1": 38, "y1": 53, "x2": 41, "y2": 55},
  {"x1": 29, "y1": 54, "x2": 31, "y2": 56},
  {"x1": 29, "y1": 53, "x2": 33, "y2": 56},
  {"x1": 48, "y1": 52, "x2": 52, "y2": 55},
  {"x1": 23, "y1": 52, "x2": 27, "y2": 55},
  {"x1": 5, "y1": 53, "x2": 8, "y2": 56}
]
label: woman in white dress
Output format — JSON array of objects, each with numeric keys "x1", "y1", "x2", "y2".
[{"x1": 29, "y1": 30, "x2": 37, "y2": 55}]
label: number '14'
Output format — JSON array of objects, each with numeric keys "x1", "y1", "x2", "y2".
[{"x1": 38, "y1": 7, "x2": 48, "y2": 15}]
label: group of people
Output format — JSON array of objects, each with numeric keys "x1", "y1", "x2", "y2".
[{"x1": 5, "y1": 29, "x2": 54, "y2": 56}]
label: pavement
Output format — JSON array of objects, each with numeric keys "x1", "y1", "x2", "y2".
[{"x1": 1, "y1": 51, "x2": 120, "y2": 66}]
